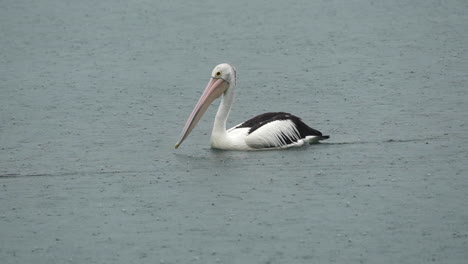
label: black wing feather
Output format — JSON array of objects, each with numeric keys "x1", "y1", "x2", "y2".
[{"x1": 236, "y1": 112, "x2": 328, "y2": 146}]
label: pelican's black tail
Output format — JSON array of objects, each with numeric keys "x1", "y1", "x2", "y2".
[{"x1": 318, "y1": 135, "x2": 330, "y2": 141}]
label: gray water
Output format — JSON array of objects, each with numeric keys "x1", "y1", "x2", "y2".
[{"x1": 1, "y1": 0, "x2": 467, "y2": 263}]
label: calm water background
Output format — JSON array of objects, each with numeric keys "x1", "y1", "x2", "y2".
[{"x1": 1, "y1": 0, "x2": 467, "y2": 263}]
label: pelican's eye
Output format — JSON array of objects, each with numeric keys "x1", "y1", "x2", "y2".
[{"x1": 216, "y1": 71, "x2": 221, "y2": 77}]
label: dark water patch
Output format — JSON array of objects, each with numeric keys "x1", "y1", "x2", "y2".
[
  {"x1": 0, "y1": 170, "x2": 156, "y2": 179},
  {"x1": 324, "y1": 136, "x2": 444, "y2": 146}
]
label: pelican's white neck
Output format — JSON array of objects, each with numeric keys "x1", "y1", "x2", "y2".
[
  {"x1": 207, "y1": 63, "x2": 237, "y2": 147},
  {"x1": 211, "y1": 83, "x2": 235, "y2": 140}
]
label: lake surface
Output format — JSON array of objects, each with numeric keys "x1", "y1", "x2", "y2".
[{"x1": 1, "y1": 0, "x2": 467, "y2": 263}]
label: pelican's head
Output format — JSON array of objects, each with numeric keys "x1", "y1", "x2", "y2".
[
  {"x1": 211, "y1": 63, "x2": 237, "y2": 87},
  {"x1": 175, "y1": 63, "x2": 236, "y2": 149}
]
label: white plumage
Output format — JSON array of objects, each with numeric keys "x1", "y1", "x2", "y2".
[{"x1": 245, "y1": 120, "x2": 301, "y2": 148}]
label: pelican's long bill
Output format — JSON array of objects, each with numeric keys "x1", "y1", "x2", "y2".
[{"x1": 175, "y1": 78, "x2": 228, "y2": 149}]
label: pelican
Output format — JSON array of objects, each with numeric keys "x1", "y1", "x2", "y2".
[{"x1": 175, "y1": 63, "x2": 329, "y2": 150}]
